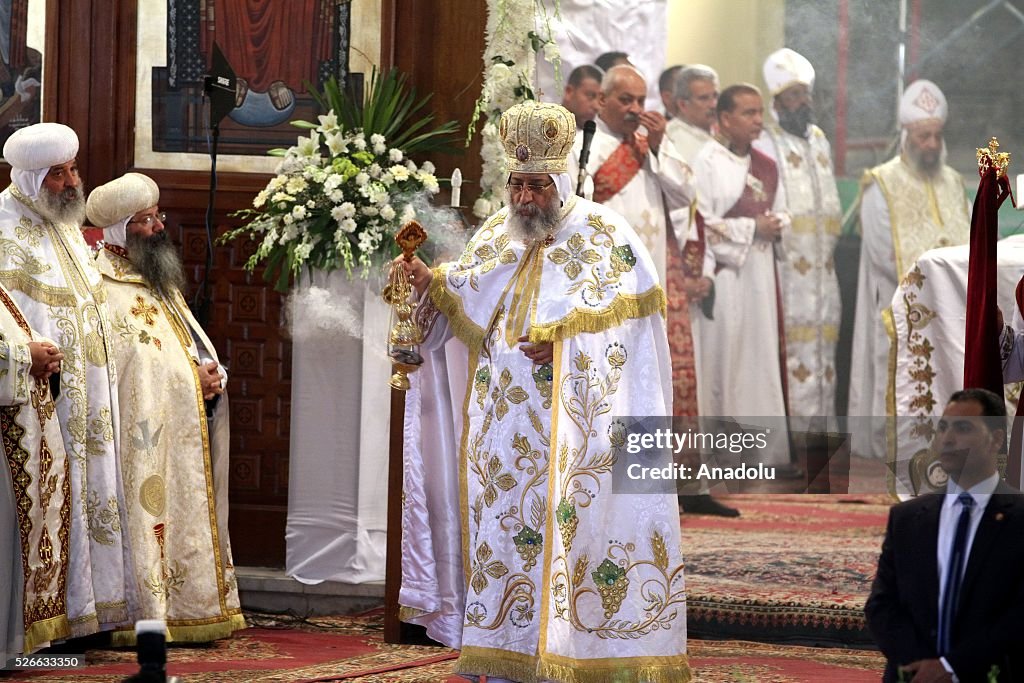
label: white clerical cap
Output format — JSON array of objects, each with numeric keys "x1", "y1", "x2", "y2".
[
  {"x1": 86, "y1": 173, "x2": 160, "y2": 247},
  {"x1": 3, "y1": 122, "x2": 78, "y2": 171},
  {"x1": 763, "y1": 48, "x2": 815, "y2": 96},
  {"x1": 899, "y1": 79, "x2": 947, "y2": 127},
  {"x1": 4, "y1": 122, "x2": 79, "y2": 200}
]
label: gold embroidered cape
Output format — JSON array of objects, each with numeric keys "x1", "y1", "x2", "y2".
[
  {"x1": 404, "y1": 197, "x2": 690, "y2": 683},
  {"x1": 849, "y1": 157, "x2": 970, "y2": 458},
  {"x1": 0, "y1": 187, "x2": 132, "y2": 637},
  {"x1": 0, "y1": 285, "x2": 71, "y2": 657},
  {"x1": 95, "y1": 246, "x2": 244, "y2": 643}
]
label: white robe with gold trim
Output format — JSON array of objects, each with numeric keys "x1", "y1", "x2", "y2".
[
  {"x1": 754, "y1": 123, "x2": 842, "y2": 418},
  {"x1": 0, "y1": 187, "x2": 133, "y2": 637},
  {"x1": 0, "y1": 286, "x2": 72, "y2": 661},
  {"x1": 95, "y1": 246, "x2": 244, "y2": 643},
  {"x1": 849, "y1": 157, "x2": 969, "y2": 458},
  {"x1": 401, "y1": 198, "x2": 689, "y2": 683}
]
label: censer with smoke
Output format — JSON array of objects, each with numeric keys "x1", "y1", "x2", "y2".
[{"x1": 382, "y1": 220, "x2": 428, "y2": 390}]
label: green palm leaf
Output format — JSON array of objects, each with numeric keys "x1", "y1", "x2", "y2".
[{"x1": 305, "y1": 67, "x2": 459, "y2": 155}]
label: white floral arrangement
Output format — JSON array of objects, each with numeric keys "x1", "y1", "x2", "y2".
[
  {"x1": 221, "y1": 112, "x2": 440, "y2": 291},
  {"x1": 469, "y1": 0, "x2": 561, "y2": 219}
]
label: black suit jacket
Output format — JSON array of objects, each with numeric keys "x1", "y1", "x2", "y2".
[{"x1": 864, "y1": 482, "x2": 1024, "y2": 682}]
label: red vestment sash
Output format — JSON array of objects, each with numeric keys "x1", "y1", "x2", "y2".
[
  {"x1": 666, "y1": 212, "x2": 700, "y2": 417},
  {"x1": 592, "y1": 133, "x2": 649, "y2": 204},
  {"x1": 721, "y1": 148, "x2": 790, "y2": 413}
]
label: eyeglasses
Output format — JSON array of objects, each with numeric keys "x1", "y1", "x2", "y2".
[
  {"x1": 506, "y1": 179, "x2": 555, "y2": 196},
  {"x1": 127, "y1": 212, "x2": 166, "y2": 227}
]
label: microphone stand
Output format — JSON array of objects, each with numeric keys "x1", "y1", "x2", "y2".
[
  {"x1": 576, "y1": 120, "x2": 597, "y2": 198},
  {"x1": 192, "y1": 43, "x2": 236, "y2": 327},
  {"x1": 194, "y1": 119, "x2": 219, "y2": 327}
]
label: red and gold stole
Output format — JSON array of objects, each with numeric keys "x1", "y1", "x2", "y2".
[
  {"x1": 665, "y1": 208, "x2": 701, "y2": 417},
  {"x1": 592, "y1": 132, "x2": 649, "y2": 204}
]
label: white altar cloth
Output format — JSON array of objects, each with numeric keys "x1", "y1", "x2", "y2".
[
  {"x1": 285, "y1": 272, "x2": 390, "y2": 584},
  {"x1": 889, "y1": 235, "x2": 1024, "y2": 497}
]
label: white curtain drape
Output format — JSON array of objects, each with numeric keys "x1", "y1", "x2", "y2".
[{"x1": 535, "y1": 0, "x2": 667, "y2": 110}]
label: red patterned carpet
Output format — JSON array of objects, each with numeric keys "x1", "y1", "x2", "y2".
[
  {"x1": 6, "y1": 613, "x2": 461, "y2": 683},
  {"x1": 682, "y1": 493, "x2": 890, "y2": 645},
  {"x1": 3, "y1": 616, "x2": 885, "y2": 682},
  {"x1": 5, "y1": 494, "x2": 891, "y2": 681}
]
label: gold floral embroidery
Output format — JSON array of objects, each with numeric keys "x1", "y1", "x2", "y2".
[
  {"x1": 85, "y1": 491, "x2": 121, "y2": 546},
  {"x1": 547, "y1": 345, "x2": 686, "y2": 638},
  {"x1": 899, "y1": 267, "x2": 940, "y2": 441},
  {"x1": 469, "y1": 542, "x2": 509, "y2": 594},
  {"x1": 15, "y1": 217, "x2": 45, "y2": 248},
  {"x1": 586, "y1": 213, "x2": 616, "y2": 247},
  {"x1": 490, "y1": 368, "x2": 529, "y2": 421},
  {"x1": 547, "y1": 232, "x2": 601, "y2": 280}
]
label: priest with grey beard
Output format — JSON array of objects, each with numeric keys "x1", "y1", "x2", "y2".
[
  {"x1": 395, "y1": 101, "x2": 691, "y2": 683},
  {"x1": 0, "y1": 122, "x2": 136, "y2": 640},
  {"x1": 86, "y1": 172, "x2": 245, "y2": 644}
]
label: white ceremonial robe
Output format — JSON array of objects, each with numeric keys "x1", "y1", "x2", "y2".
[
  {"x1": 849, "y1": 158, "x2": 969, "y2": 458},
  {"x1": 665, "y1": 118, "x2": 714, "y2": 166},
  {"x1": 0, "y1": 187, "x2": 134, "y2": 637},
  {"x1": 568, "y1": 118, "x2": 696, "y2": 283},
  {"x1": 0, "y1": 286, "x2": 72, "y2": 661},
  {"x1": 754, "y1": 123, "x2": 842, "y2": 418},
  {"x1": 95, "y1": 246, "x2": 244, "y2": 644},
  {"x1": 401, "y1": 198, "x2": 690, "y2": 683},
  {"x1": 692, "y1": 140, "x2": 791, "y2": 464}
]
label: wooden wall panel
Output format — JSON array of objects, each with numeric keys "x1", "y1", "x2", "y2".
[{"x1": 391, "y1": 0, "x2": 488, "y2": 216}]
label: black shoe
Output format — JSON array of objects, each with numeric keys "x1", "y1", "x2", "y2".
[
  {"x1": 679, "y1": 494, "x2": 740, "y2": 517},
  {"x1": 774, "y1": 463, "x2": 805, "y2": 479}
]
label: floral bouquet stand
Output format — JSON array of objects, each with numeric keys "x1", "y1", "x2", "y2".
[{"x1": 221, "y1": 69, "x2": 456, "y2": 584}]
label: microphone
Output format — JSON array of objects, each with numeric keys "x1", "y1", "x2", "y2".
[{"x1": 576, "y1": 120, "x2": 597, "y2": 197}]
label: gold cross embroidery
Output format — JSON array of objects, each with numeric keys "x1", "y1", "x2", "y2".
[
  {"x1": 130, "y1": 296, "x2": 158, "y2": 326},
  {"x1": 786, "y1": 150, "x2": 802, "y2": 168}
]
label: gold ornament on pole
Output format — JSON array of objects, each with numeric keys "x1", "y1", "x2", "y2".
[
  {"x1": 977, "y1": 137, "x2": 1011, "y2": 178},
  {"x1": 383, "y1": 220, "x2": 428, "y2": 390}
]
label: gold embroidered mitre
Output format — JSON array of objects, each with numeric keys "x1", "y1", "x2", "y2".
[{"x1": 499, "y1": 100, "x2": 575, "y2": 174}]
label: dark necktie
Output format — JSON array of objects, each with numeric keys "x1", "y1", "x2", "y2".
[{"x1": 938, "y1": 492, "x2": 974, "y2": 655}]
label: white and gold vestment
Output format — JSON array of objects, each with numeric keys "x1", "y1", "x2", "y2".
[
  {"x1": 0, "y1": 186, "x2": 134, "y2": 637},
  {"x1": 95, "y1": 245, "x2": 244, "y2": 643},
  {"x1": 849, "y1": 157, "x2": 969, "y2": 457},
  {"x1": 402, "y1": 197, "x2": 690, "y2": 683},
  {"x1": 755, "y1": 123, "x2": 842, "y2": 418},
  {"x1": 0, "y1": 285, "x2": 72, "y2": 660}
]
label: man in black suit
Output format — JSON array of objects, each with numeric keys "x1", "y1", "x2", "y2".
[{"x1": 865, "y1": 388, "x2": 1024, "y2": 682}]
